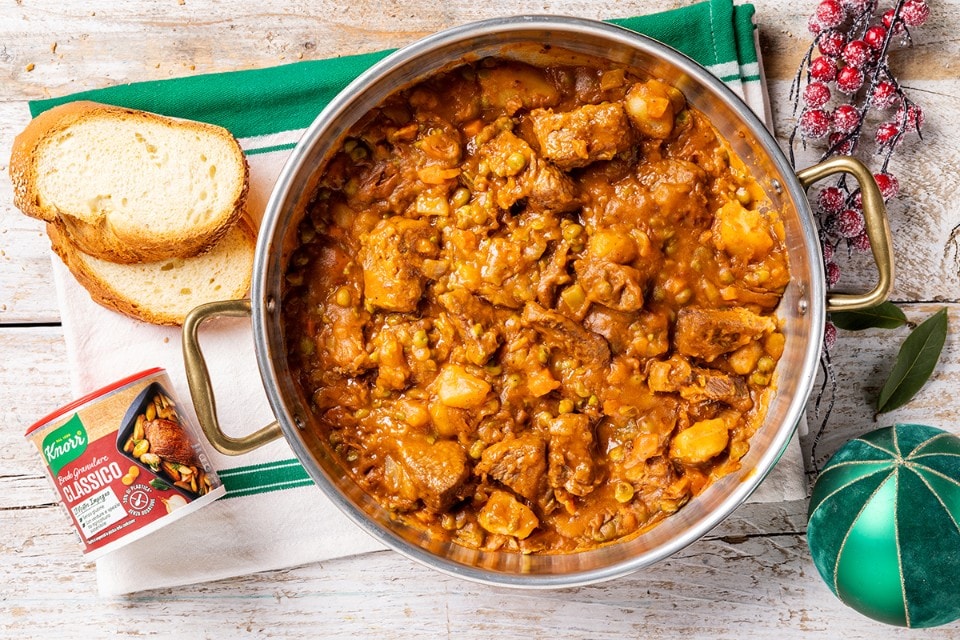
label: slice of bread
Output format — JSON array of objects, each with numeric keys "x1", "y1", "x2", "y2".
[
  {"x1": 11, "y1": 101, "x2": 248, "y2": 264},
  {"x1": 48, "y1": 219, "x2": 256, "y2": 326}
]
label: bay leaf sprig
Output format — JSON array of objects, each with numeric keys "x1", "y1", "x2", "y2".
[
  {"x1": 830, "y1": 300, "x2": 910, "y2": 331},
  {"x1": 876, "y1": 307, "x2": 948, "y2": 415}
]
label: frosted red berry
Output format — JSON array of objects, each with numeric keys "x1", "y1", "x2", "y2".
[
  {"x1": 824, "y1": 320, "x2": 838, "y2": 348},
  {"x1": 810, "y1": 56, "x2": 838, "y2": 81},
  {"x1": 864, "y1": 25, "x2": 887, "y2": 51},
  {"x1": 819, "y1": 31, "x2": 846, "y2": 57},
  {"x1": 837, "y1": 208, "x2": 866, "y2": 238},
  {"x1": 842, "y1": 40, "x2": 872, "y2": 68},
  {"x1": 800, "y1": 109, "x2": 832, "y2": 139},
  {"x1": 882, "y1": 8, "x2": 905, "y2": 33},
  {"x1": 804, "y1": 82, "x2": 832, "y2": 108},
  {"x1": 901, "y1": 0, "x2": 930, "y2": 27},
  {"x1": 826, "y1": 261, "x2": 842, "y2": 287},
  {"x1": 875, "y1": 121, "x2": 900, "y2": 146},
  {"x1": 792, "y1": 0, "x2": 925, "y2": 296},
  {"x1": 829, "y1": 131, "x2": 855, "y2": 154},
  {"x1": 850, "y1": 232, "x2": 872, "y2": 253},
  {"x1": 818, "y1": 186, "x2": 845, "y2": 214},
  {"x1": 897, "y1": 103, "x2": 924, "y2": 132},
  {"x1": 870, "y1": 81, "x2": 897, "y2": 108},
  {"x1": 873, "y1": 172, "x2": 900, "y2": 201},
  {"x1": 832, "y1": 103, "x2": 860, "y2": 133},
  {"x1": 836, "y1": 65, "x2": 865, "y2": 93},
  {"x1": 816, "y1": 0, "x2": 846, "y2": 29}
]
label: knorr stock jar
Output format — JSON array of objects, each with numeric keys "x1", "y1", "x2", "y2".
[{"x1": 25, "y1": 368, "x2": 224, "y2": 558}]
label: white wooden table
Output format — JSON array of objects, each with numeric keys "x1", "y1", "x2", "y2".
[{"x1": 2, "y1": 1, "x2": 959, "y2": 637}]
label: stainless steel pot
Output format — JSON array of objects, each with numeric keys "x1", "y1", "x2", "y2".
[{"x1": 183, "y1": 16, "x2": 893, "y2": 588}]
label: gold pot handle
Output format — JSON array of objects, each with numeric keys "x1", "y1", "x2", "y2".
[
  {"x1": 796, "y1": 155, "x2": 894, "y2": 313},
  {"x1": 182, "y1": 298, "x2": 282, "y2": 455}
]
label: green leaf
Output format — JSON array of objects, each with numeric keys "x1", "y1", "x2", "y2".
[
  {"x1": 831, "y1": 301, "x2": 909, "y2": 331},
  {"x1": 149, "y1": 478, "x2": 171, "y2": 491},
  {"x1": 876, "y1": 308, "x2": 948, "y2": 414}
]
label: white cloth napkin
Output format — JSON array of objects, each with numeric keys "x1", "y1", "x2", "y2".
[{"x1": 43, "y1": 34, "x2": 806, "y2": 598}]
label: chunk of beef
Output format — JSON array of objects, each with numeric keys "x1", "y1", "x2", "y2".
[
  {"x1": 312, "y1": 375, "x2": 370, "y2": 413},
  {"x1": 681, "y1": 368, "x2": 753, "y2": 412},
  {"x1": 315, "y1": 303, "x2": 369, "y2": 374},
  {"x1": 646, "y1": 354, "x2": 693, "y2": 394},
  {"x1": 471, "y1": 236, "x2": 537, "y2": 308},
  {"x1": 299, "y1": 241, "x2": 371, "y2": 375},
  {"x1": 582, "y1": 306, "x2": 635, "y2": 355},
  {"x1": 476, "y1": 433, "x2": 547, "y2": 503},
  {"x1": 521, "y1": 301, "x2": 611, "y2": 399},
  {"x1": 396, "y1": 438, "x2": 470, "y2": 512},
  {"x1": 368, "y1": 318, "x2": 437, "y2": 390},
  {"x1": 573, "y1": 256, "x2": 644, "y2": 312},
  {"x1": 522, "y1": 156, "x2": 580, "y2": 214},
  {"x1": 521, "y1": 301, "x2": 611, "y2": 367},
  {"x1": 675, "y1": 307, "x2": 776, "y2": 362},
  {"x1": 530, "y1": 102, "x2": 634, "y2": 170},
  {"x1": 360, "y1": 217, "x2": 439, "y2": 312},
  {"x1": 636, "y1": 159, "x2": 709, "y2": 227},
  {"x1": 476, "y1": 130, "x2": 579, "y2": 214},
  {"x1": 437, "y1": 289, "x2": 503, "y2": 366},
  {"x1": 547, "y1": 413, "x2": 602, "y2": 497},
  {"x1": 647, "y1": 355, "x2": 753, "y2": 412},
  {"x1": 369, "y1": 325, "x2": 411, "y2": 390},
  {"x1": 535, "y1": 241, "x2": 572, "y2": 308}
]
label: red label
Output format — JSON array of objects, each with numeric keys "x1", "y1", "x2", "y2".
[{"x1": 54, "y1": 431, "x2": 184, "y2": 553}]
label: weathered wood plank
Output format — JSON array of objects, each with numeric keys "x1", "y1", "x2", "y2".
[
  {"x1": 0, "y1": 101, "x2": 60, "y2": 323},
  {"x1": 1, "y1": 505, "x2": 949, "y2": 639}
]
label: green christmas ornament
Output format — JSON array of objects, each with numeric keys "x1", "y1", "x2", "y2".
[{"x1": 808, "y1": 424, "x2": 960, "y2": 628}]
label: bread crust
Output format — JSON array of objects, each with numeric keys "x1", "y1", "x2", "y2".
[
  {"x1": 47, "y1": 218, "x2": 256, "y2": 326},
  {"x1": 10, "y1": 101, "x2": 249, "y2": 264}
]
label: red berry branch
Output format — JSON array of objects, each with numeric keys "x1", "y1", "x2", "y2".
[
  {"x1": 790, "y1": 0, "x2": 936, "y2": 473},
  {"x1": 790, "y1": 0, "x2": 928, "y2": 351}
]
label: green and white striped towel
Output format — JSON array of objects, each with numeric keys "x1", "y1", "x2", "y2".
[{"x1": 34, "y1": 0, "x2": 803, "y2": 595}]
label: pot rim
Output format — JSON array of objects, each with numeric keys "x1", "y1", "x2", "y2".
[{"x1": 251, "y1": 14, "x2": 825, "y2": 588}]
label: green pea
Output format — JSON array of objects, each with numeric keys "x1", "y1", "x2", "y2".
[
  {"x1": 562, "y1": 223, "x2": 583, "y2": 242},
  {"x1": 615, "y1": 482, "x2": 635, "y2": 503},
  {"x1": 335, "y1": 287, "x2": 352, "y2": 307},
  {"x1": 506, "y1": 151, "x2": 527, "y2": 172},
  {"x1": 451, "y1": 187, "x2": 471, "y2": 209}
]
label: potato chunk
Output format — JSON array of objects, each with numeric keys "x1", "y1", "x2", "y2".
[
  {"x1": 712, "y1": 200, "x2": 776, "y2": 263},
  {"x1": 669, "y1": 418, "x2": 729, "y2": 464},
  {"x1": 624, "y1": 79, "x2": 685, "y2": 139},
  {"x1": 434, "y1": 363, "x2": 491, "y2": 409},
  {"x1": 478, "y1": 63, "x2": 560, "y2": 116},
  {"x1": 477, "y1": 490, "x2": 539, "y2": 539}
]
